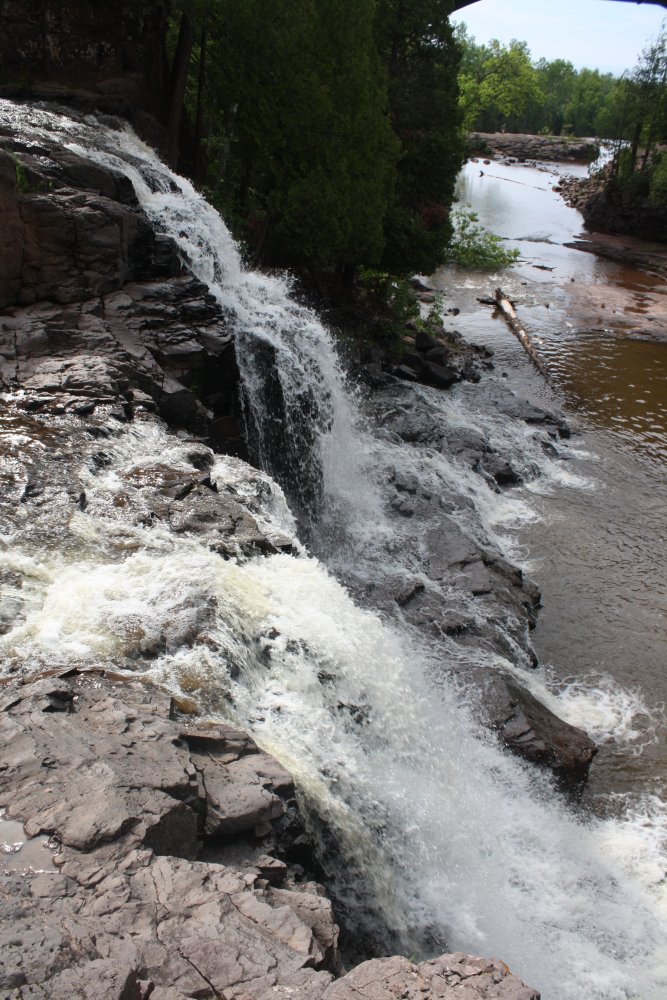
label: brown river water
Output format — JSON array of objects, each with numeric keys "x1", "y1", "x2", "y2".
[{"x1": 433, "y1": 159, "x2": 667, "y2": 811}]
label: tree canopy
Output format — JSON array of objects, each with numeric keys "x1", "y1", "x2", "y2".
[
  {"x1": 166, "y1": 0, "x2": 464, "y2": 281},
  {"x1": 456, "y1": 25, "x2": 619, "y2": 138}
]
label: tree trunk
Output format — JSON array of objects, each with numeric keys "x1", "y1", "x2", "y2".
[
  {"x1": 493, "y1": 288, "x2": 551, "y2": 381},
  {"x1": 167, "y1": 11, "x2": 195, "y2": 169},
  {"x1": 194, "y1": 27, "x2": 207, "y2": 184}
]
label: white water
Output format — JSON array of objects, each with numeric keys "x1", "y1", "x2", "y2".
[{"x1": 2, "y1": 101, "x2": 667, "y2": 998}]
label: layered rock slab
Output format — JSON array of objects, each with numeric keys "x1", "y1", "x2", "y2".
[{"x1": 0, "y1": 673, "x2": 539, "y2": 1000}]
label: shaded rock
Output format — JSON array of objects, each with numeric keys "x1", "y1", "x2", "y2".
[
  {"x1": 197, "y1": 751, "x2": 293, "y2": 838},
  {"x1": 0, "y1": 129, "x2": 243, "y2": 450},
  {"x1": 0, "y1": 1, "x2": 170, "y2": 153}
]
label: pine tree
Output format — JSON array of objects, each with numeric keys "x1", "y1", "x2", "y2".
[{"x1": 375, "y1": 0, "x2": 464, "y2": 275}]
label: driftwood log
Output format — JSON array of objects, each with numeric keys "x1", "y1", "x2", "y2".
[{"x1": 493, "y1": 288, "x2": 551, "y2": 381}]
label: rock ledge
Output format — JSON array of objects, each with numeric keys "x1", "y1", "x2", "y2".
[{"x1": 0, "y1": 671, "x2": 539, "y2": 1000}]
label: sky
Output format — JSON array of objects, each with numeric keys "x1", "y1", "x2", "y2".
[{"x1": 450, "y1": 0, "x2": 666, "y2": 75}]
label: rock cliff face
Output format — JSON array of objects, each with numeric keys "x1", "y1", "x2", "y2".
[
  {"x1": 0, "y1": 120, "x2": 243, "y2": 448},
  {"x1": 0, "y1": 1, "x2": 170, "y2": 149},
  {"x1": 559, "y1": 170, "x2": 667, "y2": 245}
]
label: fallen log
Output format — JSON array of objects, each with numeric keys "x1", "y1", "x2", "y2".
[{"x1": 493, "y1": 287, "x2": 551, "y2": 381}]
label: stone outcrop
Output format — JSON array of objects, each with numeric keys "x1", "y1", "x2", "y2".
[
  {"x1": 559, "y1": 170, "x2": 667, "y2": 247},
  {"x1": 384, "y1": 324, "x2": 491, "y2": 391},
  {"x1": 0, "y1": 127, "x2": 243, "y2": 449},
  {"x1": 0, "y1": 672, "x2": 539, "y2": 1000},
  {"x1": 349, "y1": 375, "x2": 596, "y2": 782},
  {"x1": 469, "y1": 132, "x2": 599, "y2": 164},
  {"x1": 0, "y1": 1, "x2": 170, "y2": 150}
]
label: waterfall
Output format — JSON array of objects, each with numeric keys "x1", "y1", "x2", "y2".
[{"x1": 2, "y1": 101, "x2": 667, "y2": 1000}]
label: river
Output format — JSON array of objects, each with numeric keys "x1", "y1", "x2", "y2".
[
  {"x1": 2, "y1": 105, "x2": 667, "y2": 999},
  {"x1": 434, "y1": 156, "x2": 667, "y2": 828}
]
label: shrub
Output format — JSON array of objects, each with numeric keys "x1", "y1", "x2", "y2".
[{"x1": 445, "y1": 208, "x2": 520, "y2": 268}]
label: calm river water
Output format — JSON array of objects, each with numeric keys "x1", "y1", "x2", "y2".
[{"x1": 433, "y1": 160, "x2": 667, "y2": 811}]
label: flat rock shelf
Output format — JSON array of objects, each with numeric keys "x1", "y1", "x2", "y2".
[{"x1": 0, "y1": 671, "x2": 538, "y2": 1000}]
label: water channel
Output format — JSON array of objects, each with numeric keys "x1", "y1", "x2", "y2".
[
  {"x1": 2, "y1": 104, "x2": 667, "y2": 997},
  {"x1": 433, "y1": 158, "x2": 667, "y2": 819}
]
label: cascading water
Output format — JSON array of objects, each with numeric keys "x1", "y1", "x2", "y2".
[{"x1": 2, "y1": 101, "x2": 667, "y2": 999}]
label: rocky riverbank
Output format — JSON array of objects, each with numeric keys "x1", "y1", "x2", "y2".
[
  {"x1": 469, "y1": 132, "x2": 599, "y2": 164},
  {"x1": 0, "y1": 99, "x2": 600, "y2": 997},
  {"x1": 559, "y1": 169, "x2": 667, "y2": 247},
  {"x1": 0, "y1": 671, "x2": 538, "y2": 999}
]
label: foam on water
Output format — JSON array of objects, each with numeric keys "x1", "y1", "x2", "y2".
[
  {"x1": 497, "y1": 658, "x2": 663, "y2": 751},
  {"x1": 3, "y1": 100, "x2": 667, "y2": 999},
  {"x1": 4, "y1": 504, "x2": 667, "y2": 997}
]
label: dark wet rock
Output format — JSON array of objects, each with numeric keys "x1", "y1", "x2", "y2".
[
  {"x1": 386, "y1": 324, "x2": 487, "y2": 391},
  {"x1": 0, "y1": 672, "x2": 539, "y2": 1000},
  {"x1": 474, "y1": 671, "x2": 597, "y2": 783},
  {"x1": 0, "y1": 401, "x2": 293, "y2": 633},
  {"x1": 478, "y1": 453, "x2": 523, "y2": 487},
  {"x1": 353, "y1": 378, "x2": 594, "y2": 780},
  {"x1": 0, "y1": 131, "x2": 243, "y2": 451}
]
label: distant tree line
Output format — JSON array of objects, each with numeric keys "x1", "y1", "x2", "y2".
[
  {"x1": 456, "y1": 26, "x2": 619, "y2": 137},
  {"x1": 457, "y1": 20, "x2": 667, "y2": 213},
  {"x1": 166, "y1": 0, "x2": 464, "y2": 283}
]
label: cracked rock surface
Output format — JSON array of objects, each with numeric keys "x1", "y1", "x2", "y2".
[{"x1": 0, "y1": 674, "x2": 539, "y2": 999}]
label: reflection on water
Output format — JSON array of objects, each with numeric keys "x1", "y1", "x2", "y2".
[
  {"x1": 544, "y1": 334, "x2": 667, "y2": 465},
  {"x1": 432, "y1": 156, "x2": 667, "y2": 810},
  {"x1": 438, "y1": 159, "x2": 667, "y2": 465}
]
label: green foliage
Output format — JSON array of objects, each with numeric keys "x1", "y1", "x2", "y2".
[
  {"x1": 455, "y1": 24, "x2": 619, "y2": 138},
  {"x1": 374, "y1": 1, "x2": 465, "y2": 276},
  {"x1": 445, "y1": 208, "x2": 520, "y2": 269},
  {"x1": 13, "y1": 159, "x2": 50, "y2": 194},
  {"x1": 170, "y1": 0, "x2": 400, "y2": 272},
  {"x1": 167, "y1": 0, "x2": 465, "y2": 280},
  {"x1": 358, "y1": 269, "x2": 420, "y2": 325},
  {"x1": 14, "y1": 159, "x2": 29, "y2": 193},
  {"x1": 649, "y1": 152, "x2": 667, "y2": 209},
  {"x1": 596, "y1": 20, "x2": 667, "y2": 211}
]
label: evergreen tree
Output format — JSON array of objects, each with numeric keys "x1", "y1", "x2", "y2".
[
  {"x1": 375, "y1": 0, "x2": 464, "y2": 275},
  {"x1": 178, "y1": 0, "x2": 397, "y2": 274}
]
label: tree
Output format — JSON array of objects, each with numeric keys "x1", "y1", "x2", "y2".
[
  {"x1": 476, "y1": 40, "x2": 544, "y2": 133},
  {"x1": 533, "y1": 58, "x2": 577, "y2": 135},
  {"x1": 165, "y1": 0, "x2": 467, "y2": 280},
  {"x1": 455, "y1": 26, "x2": 621, "y2": 138},
  {"x1": 177, "y1": 0, "x2": 398, "y2": 274},
  {"x1": 375, "y1": 0, "x2": 465, "y2": 275},
  {"x1": 562, "y1": 68, "x2": 617, "y2": 137}
]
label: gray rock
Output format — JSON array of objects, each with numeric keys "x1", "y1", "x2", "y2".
[
  {"x1": 0, "y1": 672, "x2": 539, "y2": 1000},
  {"x1": 322, "y1": 953, "x2": 539, "y2": 999}
]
